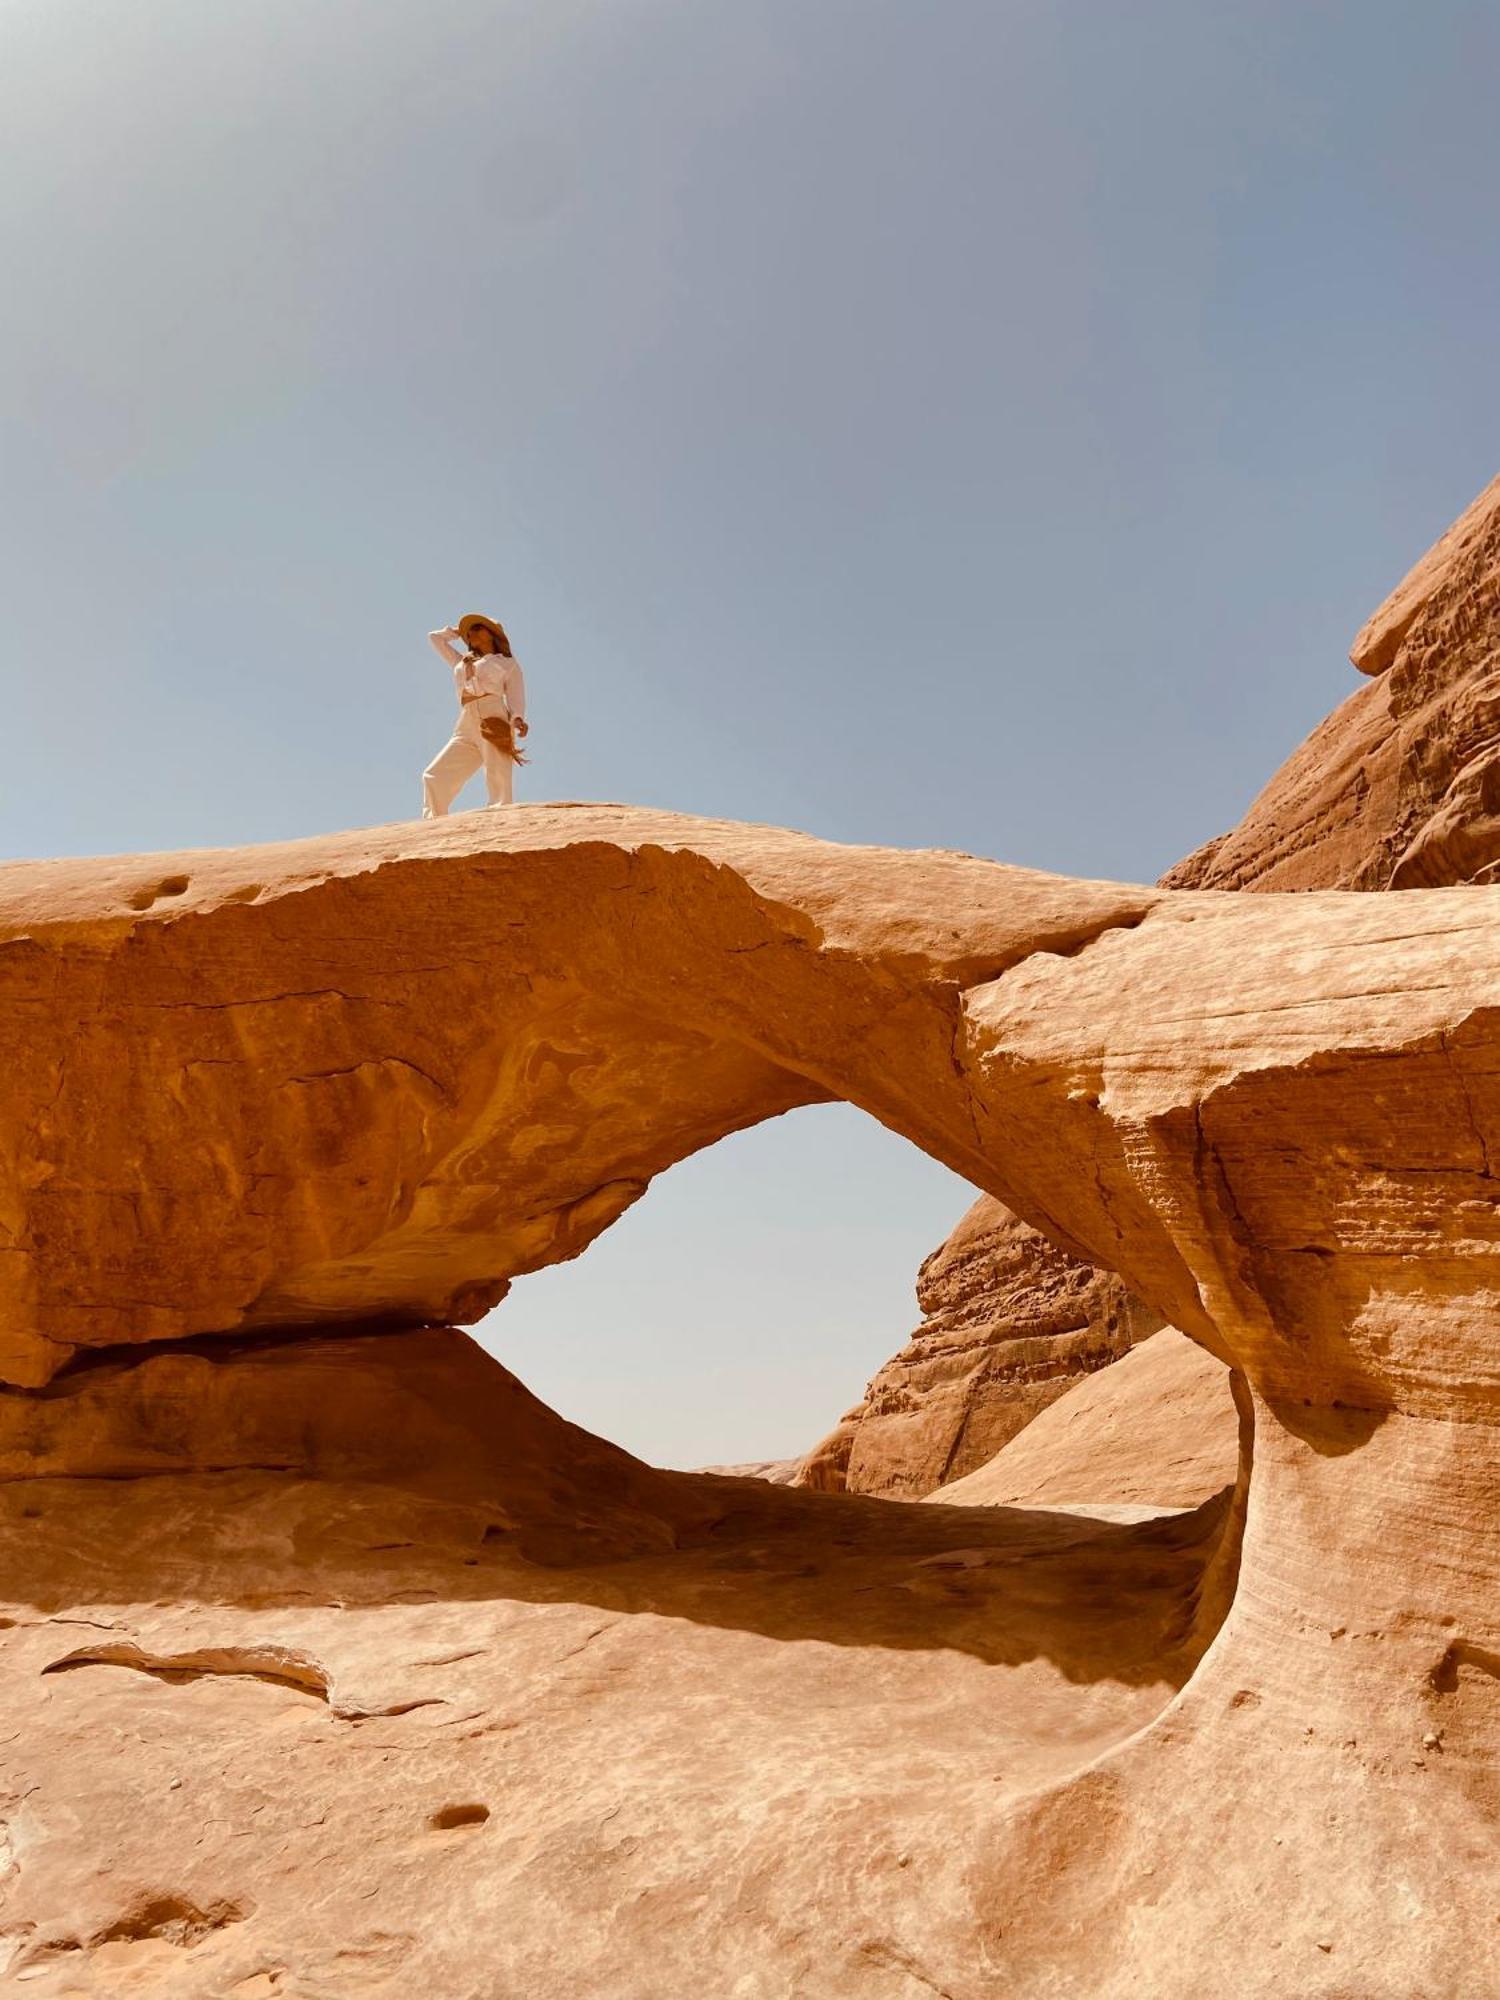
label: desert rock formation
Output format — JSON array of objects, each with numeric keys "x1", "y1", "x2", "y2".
[
  {"x1": 3, "y1": 1333, "x2": 1231, "y2": 1997},
  {"x1": 3, "y1": 796, "x2": 1500, "y2": 1993},
  {"x1": 797, "y1": 1195, "x2": 1158, "y2": 1498},
  {"x1": 931, "y1": 1327, "x2": 1237, "y2": 1512},
  {"x1": 1167, "y1": 468, "x2": 1500, "y2": 893},
  {"x1": 0, "y1": 813, "x2": 1155, "y2": 1388},
  {"x1": 694, "y1": 1455, "x2": 800, "y2": 1483},
  {"x1": 814, "y1": 470, "x2": 1500, "y2": 1506}
]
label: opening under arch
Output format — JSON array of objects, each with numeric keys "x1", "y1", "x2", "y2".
[{"x1": 475, "y1": 1100, "x2": 975, "y2": 1470}]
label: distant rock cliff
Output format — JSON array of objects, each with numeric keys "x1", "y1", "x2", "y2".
[{"x1": 1165, "y1": 470, "x2": 1500, "y2": 892}]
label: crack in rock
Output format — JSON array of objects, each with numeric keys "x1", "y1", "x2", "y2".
[{"x1": 39, "y1": 1640, "x2": 443, "y2": 1721}]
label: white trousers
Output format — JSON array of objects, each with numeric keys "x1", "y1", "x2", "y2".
[{"x1": 422, "y1": 698, "x2": 517, "y2": 817}]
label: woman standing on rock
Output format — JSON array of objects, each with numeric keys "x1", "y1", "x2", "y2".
[{"x1": 421, "y1": 613, "x2": 530, "y2": 817}]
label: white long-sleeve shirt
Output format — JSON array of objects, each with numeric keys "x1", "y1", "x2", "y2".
[{"x1": 428, "y1": 631, "x2": 527, "y2": 723}]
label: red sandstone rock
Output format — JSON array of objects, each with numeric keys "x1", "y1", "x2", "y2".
[
  {"x1": 820, "y1": 470, "x2": 1500, "y2": 1508},
  {"x1": 0, "y1": 1327, "x2": 1233, "y2": 1996},
  {"x1": 4, "y1": 643, "x2": 1500, "y2": 1989},
  {"x1": 799, "y1": 1195, "x2": 1159, "y2": 1499},
  {"x1": 1166, "y1": 469, "x2": 1500, "y2": 892},
  {"x1": 1350, "y1": 471, "x2": 1500, "y2": 678},
  {"x1": 930, "y1": 1327, "x2": 1236, "y2": 1511},
  {"x1": 0, "y1": 1324, "x2": 690, "y2": 1563},
  {"x1": 0, "y1": 811, "x2": 1154, "y2": 1388}
]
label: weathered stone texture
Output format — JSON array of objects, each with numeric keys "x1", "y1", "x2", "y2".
[
  {"x1": 2, "y1": 799, "x2": 1500, "y2": 1993},
  {"x1": 800, "y1": 1195, "x2": 1162, "y2": 1499},
  {"x1": 932, "y1": 1327, "x2": 1241, "y2": 1511},
  {"x1": 6, "y1": 476, "x2": 1500, "y2": 1994},
  {"x1": 818, "y1": 471, "x2": 1500, "y2": 1505},
  {"x1": 1167, "y1": 469, "x2": 1500, "y2": 892}
]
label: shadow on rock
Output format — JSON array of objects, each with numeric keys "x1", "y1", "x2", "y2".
[{"x1": 0, "y1": 1325, "x2": 1237, "y2": 1690}]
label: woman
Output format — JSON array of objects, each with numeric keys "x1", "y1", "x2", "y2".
[{"x1": 421, "y1": 613, "x2": 530, "y2": 817}]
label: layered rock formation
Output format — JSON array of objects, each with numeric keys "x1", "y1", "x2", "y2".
[
  {"x1": 931, "y1": 1328, "x2": 1239, "y2": 1512},
  {"x1": 0, "y1": 814, "x2": 1155, "y2": 1388},
  {"x1": 1166, "y1": 468, "x2": 1500, "y2": 892},
  {"x1": 814, "y1": 470, "x2": 1500, "y2": 1503},
  {"x1": 798, "y1": 1195, "x2": 1159, "y2": 1498},
  {"x1": 4, "y1": 799, "x2": 1500, "y2": 1992}
]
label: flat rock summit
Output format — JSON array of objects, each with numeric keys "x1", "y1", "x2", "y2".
[{"x1": 3, "y1": 478, "x2": 1499, "y2": 1995}]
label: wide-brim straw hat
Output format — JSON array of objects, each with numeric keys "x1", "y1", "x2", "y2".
[{"x1": 458, "y1": 612, "x2": 509, "y2": 652}]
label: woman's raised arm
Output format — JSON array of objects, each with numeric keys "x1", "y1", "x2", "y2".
[{"x1": 428, "y1": 626, "x2": 464, "y2": 665}]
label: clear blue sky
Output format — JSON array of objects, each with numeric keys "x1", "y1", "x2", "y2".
[{"x1": 3, "y1": 1, "x2": 1495, "y2": 1465}]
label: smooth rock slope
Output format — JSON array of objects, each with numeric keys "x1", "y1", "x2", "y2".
[
  {"x1": 931, "y1": 1328, "x2": 1238, "y2": 1512},
  {"x1": 3, "y1": 1339, "x2": 1229, "y2": 1997}
]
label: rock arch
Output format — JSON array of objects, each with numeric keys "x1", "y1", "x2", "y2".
[
  {"x1": 5, "y1": 809, "x2": 1494, "y2": 1405},
  {"x1": 0, "y1": 811, "x2": 1158, "y2": 1378},
  {"x1": 2, "y1": 804, "x2": 1498, "y2": 1989}
]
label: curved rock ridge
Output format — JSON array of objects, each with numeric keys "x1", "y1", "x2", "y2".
[
  {"x1": 0, "y1": 1324, "x2": 690, "y2": 1563},
  {"x1": 930, "y1": 1327, "x2": 1236, "y2": 1511},
  {"x1": 5, "y1": 804, "x2": 1500, "y2": 1990},
  {"x1": 1, "y1": 805, "x2": 1496, "y2": 1409}
]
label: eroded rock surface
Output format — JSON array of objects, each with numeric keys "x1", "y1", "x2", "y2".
[
  {"x1": 3, "y1": 800, "x2": 1499, "y2": 1994},
  {"x1": 931, "y1": 1328, "x2": 1236, "y2": 1511},
  {"x1": 819, "y1": 471, "x2": 1500, "y2": 1506},
  {"x1": 799, "y1": 1195, "x2": 1159, "y2": 1499},
  {"x1": 1167, "y1": 469, "x2": 1500, "y2": 893},
  {"x1": 0, "y1": 812, "x2": 1153, "y2": 1388},
  {"x1": 1, "y1": 1328, "x2": 1229, "y2": 1997}
]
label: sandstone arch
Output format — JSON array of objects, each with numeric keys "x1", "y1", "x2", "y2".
[
  {"x1": 2, "y1": 805, "x2": 1498, "y2": 1991},
  {"x1": 0, "y1": 811, "x2": 1159, "y2": 1381},
  {"x1": 4, "y1": 809, "x2": 1495, "y2": 1411}
]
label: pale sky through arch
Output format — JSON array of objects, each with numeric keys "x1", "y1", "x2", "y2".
[{"x1": 2, "y1": 0, "x2": 1495, "y2": 1463}]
